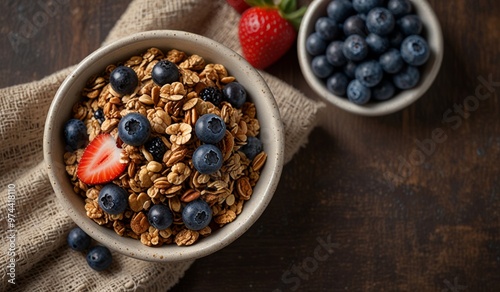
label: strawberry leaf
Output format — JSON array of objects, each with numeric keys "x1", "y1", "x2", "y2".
[
  {"x1": 278, "y1": 0, "x2": 296, "y2": 14},
  {"x1": 281, "y1": 5, "x2": 307, "y2": 31},
  {"x1": 245, "y1": 0, "x2": 274, "y2": 7}
]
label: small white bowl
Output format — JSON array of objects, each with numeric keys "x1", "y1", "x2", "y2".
[
  {"x1": 298, "y1": 0, "x2": 443, "y2": 116},
  {"x1": 43, "y1": 30, "x2": 284, "y2": 262}
]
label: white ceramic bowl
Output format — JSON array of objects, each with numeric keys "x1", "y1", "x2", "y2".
[
  {"x1": 43, "y1": 30, "x2": 284, "y2": 262},
  {"x1": 298, "y1": 0, "x2": 443, "y2": 116}
]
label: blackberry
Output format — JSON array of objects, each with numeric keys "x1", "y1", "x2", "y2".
[
  {"x1": 94, "y1": 108, "x2": 105, "y2": 124},
  {"x1": 199, "y1": 87, "x2": 223, "y2": 106},
  {"x1": 145, "y1": 137, "x2": 167, "y2": 162}
]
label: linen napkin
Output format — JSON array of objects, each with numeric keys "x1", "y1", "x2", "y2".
[{"x1": 0, "y1": 0, "x2": 324, "y2": 291}]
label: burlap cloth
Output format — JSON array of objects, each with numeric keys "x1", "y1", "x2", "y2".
[{"x1": 0, "y1": 0, "x2": 324, "y2": 291}]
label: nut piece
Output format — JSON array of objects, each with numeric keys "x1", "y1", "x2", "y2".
[
  {"x1": 165, "y1": 123, "x2": 192, "y2": 145},
  {"x1": 175, "y1": 229, "x2": 199, "y2": 246},
  {"x1": 130, "y1": 212, "x2": 150, "y2": 235}
]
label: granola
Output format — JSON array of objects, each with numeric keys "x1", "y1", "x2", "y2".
[{"x1": 65, "y1": 47, "x2": 266, "y2": 246}]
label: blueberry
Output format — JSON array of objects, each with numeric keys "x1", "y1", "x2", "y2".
[
  {"x1": 347, "y1": 79, "x2": 371, "y2": 104},
  {"x1": 311, "y1": 55, "x2": 334, "y2": 78},
  {"x1": 192, "y1": 144, "x2": 223, "y2": 174},
  {"x1": 98, "y1": 184, "x2": 128, "y2": 215},
  {"x1": 387, "y1": 0, "x2": 412, "y2": 18},
  {"x1": 118, "y1": 112, "x2": 151, "y2": 146},
  {"x1": 240, "y1": 136, "x2": 263, "y2": 160},
  {"x1": 397, "y1": 14, "x2": 422, "y2": 36},
  {"x1": 109, "y1": 66, "x2": 138, "y2": 95},
  {"x1": 327, "y1": 0, "x2": 354, "y2": 22},
  {"x1": 343, "y1": 61, "x2": 358, "y2": 78},
  {"x1": 182, "y1": 199, "x2": 212, "y2": 231},
  {"x1": 388, "y1": 30, "x2": 404, "y2": 48},
  {"x1": 315, "y1": 17, "x2": 339, "y2": 41},
  {"x1": 355, "y1": 60, "x2": 383, "y2": 87},
  {"x1": 352, "y1": 0, "x2": 384, "y2": 13},
  {"x1": 326, "y1": 72, "x2": 349, "y2": 96},
  {"x1": 343, "y1": 15, "x2": 367, "y2": 37},
  {"x1": 199, "y1": 87, "x2": 223, "y2": 106},
  {"x1": 152, "y1": 60, "x2": 179, "y2": 86},
  {"x1": 64, "y1": 119, "x2": 88, "y2": 150},
  {"x1": 392, "y1": 65, "x2": 420, "y2": 89},
  {"x1": 306, "y1": 32, "x2": 327, "y2": 56},
  {"x1": 148, "y1": 204, "x2": 173, "y2": 230},
  {"x1": 94, "y1": 108, "x2": 105, "y2": 124},
  {"x1": 379, "y1": 48, "x2": 404, "y2": 73},
  {"x1": 365, "y1": 33, "x2": 389, "y2": 55},
  {"x1": 67, "y1": 227, "x2": 91, "y2": 252},
  {"x1": 372, "y1": 79, "x2": 396, "y2": 101},
  {"x1": 222, "y1": 82, "x2": 247, "y2": 108},
  {"x1": 343, "y1": 34, "x2": 369, "y2": 61},
  {"x1": 366, "y1": 7, "x2": 395, "y2": 36},
  {"x1": 400, "y1": 35, "x2": 430, "y2": 66},
  {"x1": 326, "y1": 41, "x2": 347, "y2": 67},
  {"x1": 145, "y1": 136, "x2": 167, "y2": 162},
  {"x1": 86, "y1": 246, "x2": 112, "y2": 271},
  {"x1": 195, "y1": 113, "x2": 226, "y2": 144}
]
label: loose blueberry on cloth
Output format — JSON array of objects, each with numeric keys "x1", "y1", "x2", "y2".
[{"x1": 0, "y1": 0, "x2": 324, "y2": 291}]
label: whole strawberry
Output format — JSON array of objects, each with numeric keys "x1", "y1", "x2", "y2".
[{"x1": 238, "y1": 0, "x2": 306, "y2": 69}]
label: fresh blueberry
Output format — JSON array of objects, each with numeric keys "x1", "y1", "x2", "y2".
[
  {"x1": 355, "y1": 60, "x2": 383, "y2": 87},
  {"x1": 347, "y1": 79, "x2": 371, "y2": 104},
  {"x1": 98, "y1": 184, "x2": 128, "y2": 215},
  {"x1": 109, "y1": 66, "x2": 138, "y2": 95},
  {"x1": 192, "y1": 144, "x2": 223, "y2": 174},
  {"x1": 306, "y1": 32, "x2": 327, "y2": 56},
  {"x1": 343, "y1": 15, "x2": 367, "y2": 36},
  {"x1": 145, "y1": 136, "x2": 167, "y2": 162},
  {"x1": 118, "y1": 112, "x2": 151, "y2": 146},
  {"x1": 327, "y1": 0, "x2": 354, "y2": 22},
  {"x1": 326, "y1": 41, "x2": 347, "y2": 67},
  {"x1": 397, "y1": 14, "x2": 422, "y2": 36},
  {"x1": 67, "y1": 227, "x2": 91, "y2": 252},
  {"x1": 365, "y1": 33, "x2": 389, "y2": 55},
  {"x1": 392, "y1": 65, "x2": 420, "y2": 89},
  {"x1": 86, "y1": 246, "x2": 112, "y2": 271},
  {"x1": 379, "y1": 48, "x2": 404, "y2": 73},
  {"x1": 387, "y1": 0, "x2": 412, "y2": 18},
  {"x1": 195, "y1": 113, "x2": 226, "y2": 144},
  {"x1": 315, "y1": 17, "x2": 339, "y2": 41},
  {"x1": 222, "y1": 82, "x2": 247, "y2": 108},
  {"x1": 199, "y1": 86, "x2": 223, "y2": 106},
  {"x1": 352, "y1": 0, "x2": 384, "y2": 13},
  {"x1": 326, "y1": 72, "x2": 350, "y2": 96},
  {"x1": 148, "y1": 204, "x2": 173, "y2": 230},
  {"x1": 388, "y1": 30, "x2": 404, "y2": 48},
  {"x1": 152, "y1": 60, "x2": 179, "y2": 86},
  {"x1": 372, "y1": 79, "x2": 396, "y2": 101},
  {"x1": 400, "y1": 35, "x2": 430, "y2": 66},
  {"x1": 311, "y1": 55, "x2": 334, "y2": 78},
  {"x1": 240, "y1": 136, "x2": 263, "y2": 161},
  {"x1": 366, "y1": 7, "x2": 395, "y2": 36},
  {"x1": 343, "y1": 61, "x2": 358, "y2": 79},
  {"x1": 182, "y1": 199, "x2": 212, "y2": 231},
  {"x1": 343, "y1": 34, "x2": 369, "y2": 61},
  {"x1": 94, "y1": 108, "x2": 105, "y2": 124},
  {"x1": 64, "y1": 119, "x2": 88, "y2": 150}
]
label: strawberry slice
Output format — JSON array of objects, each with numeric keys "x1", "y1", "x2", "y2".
[{"x1": 77, "y1": 134, "x2": 126, "y2": 185}]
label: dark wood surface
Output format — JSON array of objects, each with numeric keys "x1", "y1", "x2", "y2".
[{"x1": 2, "y1": 0, "x2": 499, "y2": 291}]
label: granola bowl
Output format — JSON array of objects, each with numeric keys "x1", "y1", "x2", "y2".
[{"x1": 43, "y1": 30, "x2": 284, "y2": 262}]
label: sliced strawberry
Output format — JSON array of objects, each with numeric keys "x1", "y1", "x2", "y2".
[{"x1": 77, "y1": 134, "x2": 126, "y2": 185}]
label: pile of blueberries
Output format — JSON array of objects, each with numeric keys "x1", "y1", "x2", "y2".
[
  {"x1": 67, "y1": 227, "x2": 113, "y2": 271},
  {"x1": 306, "y1": 0, "x2": 431, "y2": 104}
]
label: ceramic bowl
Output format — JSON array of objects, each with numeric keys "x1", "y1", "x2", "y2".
[
  {"x1": 298, "y1": 0, "x2": 444, "y2": 116},
  {"x1": 44, "y1": 30, "x2": 284, "y2": 262}
]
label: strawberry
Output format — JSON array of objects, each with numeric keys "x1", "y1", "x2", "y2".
[
  {"x1": 238, "y1": 0, "x2": 307, "y2": 69},
  {"x1": 77, "y1": 134, "x2": 127, "y2": 185},
  {"x1": 226, "y1": 0, "x2": 251, "y2": 14}
]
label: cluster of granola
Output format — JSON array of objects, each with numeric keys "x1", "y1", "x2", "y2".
[{"x1": 64, "y1": 47, "x2": 266, "y2": 246}]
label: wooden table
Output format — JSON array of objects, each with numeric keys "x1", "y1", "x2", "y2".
[{"x1": 2, "y1": 0, "x2": 499, "y2": 291}]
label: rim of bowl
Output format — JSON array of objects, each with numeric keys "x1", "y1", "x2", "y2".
[
  {"x1": 298, "y1": 0, "x2": 444, "y2": 116},
  {"x1": 43, "y1": 30, "x2": 284, "y2": 262}
]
